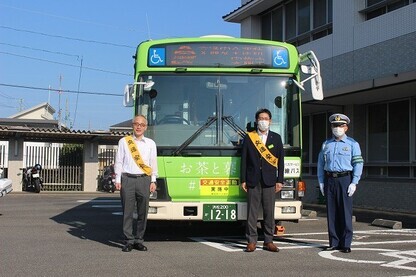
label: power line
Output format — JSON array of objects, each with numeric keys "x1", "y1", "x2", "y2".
[
  {"x1": 0, "y1": 83, "x2": 122, "y2": 97},
  {"x1": 0, "y1": 51, "x2": 133, "y2": 76},
  {"x1": 0, "y1": 3, "x2": 143, "y2": 33},
  {"x1": 0, "y1": 4, "x2": 174, "y2": 38},
  {"x1": 0, "y1": 92, "x2": 18, "y2": 99},
  {"x1": 0, "y1": 42, "x2": 80, "y2": 59},
  {"x1": 0, "y1": 103, "x2": 18, "y2": 109},
  {"x1": 0, "y1": 25, "x2": 136, "y2": 49}
]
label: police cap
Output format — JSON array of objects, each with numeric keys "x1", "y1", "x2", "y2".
[{"x1": 329, "y1": 113, "x2": 350, "y2": 125}]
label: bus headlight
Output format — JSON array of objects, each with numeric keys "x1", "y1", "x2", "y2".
[{"x1": 281, "y1": 190, "x2": 294, "y2": 199}]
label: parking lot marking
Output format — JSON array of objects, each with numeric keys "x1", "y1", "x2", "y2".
[
  {"x1": 77, "y1": 199, "x2": 119, "y2": 203},
  {"x1": 77, "y1": 199, "x2": 121, "y2": 209},
  {"x1": 190, "y1": 229, "x2": 416, "y2": 253},
  {"x1": 189, "y1": 236, "x2": 326, "y2": 252},
  {"x1": 319, "y1": 248, "x2": 394, "y2": 264},
  {"x1": 381, "y1": 250, "x2": 416, "y2": 271},
  {"x1": 320, "y1": 248, "x2": 416, "y2": 272},
  {"x1": 91, "y1": 205, "x2": 121, "y2": 208}
]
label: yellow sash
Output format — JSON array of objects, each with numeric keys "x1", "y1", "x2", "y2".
[
  {"x1": 125, "y1": 136, "x2": 152, "y2": 176},
  {"x1": 247, "y1": 131, "x2": 278, "y2": 168}
]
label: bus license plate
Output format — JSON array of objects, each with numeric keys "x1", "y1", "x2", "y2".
[{"x1": 203, "y1": 204, "x2": 237, "y2": 221}]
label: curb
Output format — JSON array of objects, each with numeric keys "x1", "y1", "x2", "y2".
[
  {"x1": 371, "y1": 218, "x2": 402, "y2": 229},
  {"x1": 301, "y1": 209, "x2": 317, "y2": 218}
]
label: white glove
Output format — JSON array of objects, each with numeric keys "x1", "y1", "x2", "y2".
[
  {"x1": 347, "y1": 183, "x2": 356, "y2": 197},
  {"x1": 319, "y1": 183, "x2": 324, "y2": 196}
]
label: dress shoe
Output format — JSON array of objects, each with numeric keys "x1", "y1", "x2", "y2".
[
  {"x1": 341, "y1": 247, "x2": 351, "y2": 253},
  {"x1": 324, "y1": 246, "x2": 340, "y2": 251},
  {"x1": 122, "y1": 243, "x2": 133, "y2": 252},
  {"x1": 263, "y1": 242, "x2": 279, "y2": 252},
  {"x1": 133, "y1": 243, "x2": 148, "y2": 251},
  {"x1": 245, "y1": 242, "x2": 256, "y2": 252}
]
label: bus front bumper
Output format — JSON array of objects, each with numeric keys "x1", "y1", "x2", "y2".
[{"x1": 147, "y1": 201, "x2": 302, "y2": 221}]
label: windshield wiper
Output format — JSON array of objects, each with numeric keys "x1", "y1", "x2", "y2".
[
  {"x1": 172, "y1": 116, "x2": 217, "y2": 156},
  {"x1": 222, "y1": 116, "x2": 246, "y2": 138},
  {"x1": 172, "y1": 115, "x2": 247, "y2": 156}
]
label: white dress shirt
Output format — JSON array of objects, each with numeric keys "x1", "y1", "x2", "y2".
[
  {"x1": 114, "y1": 135, "x2": 158, "y2": 183},
  {"x1": 257, "y1": 130, "x2": 269, "y2": 144}
]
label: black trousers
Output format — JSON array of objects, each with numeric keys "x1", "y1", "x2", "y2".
[
  {"x1": 120, "y1": 174, "x2": 150, "y2": 244},
  {"x1": 325, "y1": 174, "x2": 353, "y2": 248},
  {"x1": 246, "y1": 183, "x2": 276, "y2": 244}
]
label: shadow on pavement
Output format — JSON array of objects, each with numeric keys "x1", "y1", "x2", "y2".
[
  {"x1": 50, "y1": 196, "x2": 124, "y2": 249},
  {"x1": 50, "y1": 196, "x2": 246, "y2": 249}
]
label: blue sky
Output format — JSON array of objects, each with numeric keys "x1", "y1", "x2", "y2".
[{"x1": 0, "y1": 0, "x2": 240, "y2": 130}]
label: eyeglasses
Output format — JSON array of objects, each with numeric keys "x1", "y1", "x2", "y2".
[{"x1": 133, "y1": 123, "x2": 147, "y2": 127}]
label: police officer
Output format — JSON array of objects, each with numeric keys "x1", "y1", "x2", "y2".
[{"x1": 317, "y1": 113, "x2": 364, "y2": 253}]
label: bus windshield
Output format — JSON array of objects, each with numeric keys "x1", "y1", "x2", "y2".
[{"x1": 137, "y1": 74, "x2": 300, "y2": 149}]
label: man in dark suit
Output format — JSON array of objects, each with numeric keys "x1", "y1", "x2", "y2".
[{"x1": 241, "y1": 108, "x2": 284, "y2": 252}]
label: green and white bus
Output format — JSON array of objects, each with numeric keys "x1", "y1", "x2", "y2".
[{"x1": 123, "y1": 36, "x2": 323, "y2": 222}]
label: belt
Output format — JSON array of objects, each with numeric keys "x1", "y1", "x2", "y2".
[
  {"x1": 123, "y1": 173, "x2": 148, "y2": 178},
  {"x1": 325, "y1": 171, "x2": 351, "y2": 178}
]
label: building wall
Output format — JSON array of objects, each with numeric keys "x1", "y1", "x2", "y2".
[
  {"x1": 233, "y1": 0, "x2": 416, "y2": 212},
  {"x1": 303, "y1": 176, "x2": 416, "y2": 213},
  {"x1": 297, "y1": 2, "x2": 416, "y2": 94}
]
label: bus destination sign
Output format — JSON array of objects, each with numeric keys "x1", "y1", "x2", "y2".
[{"x1": 148, "y1": 42, "x2": 289, "y2": 69}]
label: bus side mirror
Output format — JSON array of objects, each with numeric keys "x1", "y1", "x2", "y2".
[
  {"x1": 294, "y1": 51, "x2": 324, "y2": 101},
  {"x1": 123, "y1": 84, "x2": 134, "y2": 107},
  {"x1": 311, "y1": 74, "x2": 323, "y2": 101},
  {"x1": 123, "y1": 79, "x2": 155, "y2": 107}
]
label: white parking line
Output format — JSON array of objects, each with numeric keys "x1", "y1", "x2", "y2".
[
  {"x1": 190, "y1": 229, "x2": 416, "y2": 252},
  {"x1": 77, "y1": 199, "x2": 119, "y2": 203},
  {"x1": 77, "y1": 199, "x2": 121, "y2": 208}
]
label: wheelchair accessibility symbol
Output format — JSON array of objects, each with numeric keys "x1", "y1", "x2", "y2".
[
  {"x1": 319, "y1": 248, "x2": 416, "y2": 271},
  {"x1": 273, "y1": 49, "x2": 288, "y2": 68},
  {"x1": 149, "y1": 48, "x2": 165, "y2": 66}
]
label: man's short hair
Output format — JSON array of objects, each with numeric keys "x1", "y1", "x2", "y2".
[{"x1": 255, "y1": 108, "x2": 272, "y2": 120}]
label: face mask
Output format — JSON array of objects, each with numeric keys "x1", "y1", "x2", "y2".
[
  {"x1": 257, "y1": 120, "x2": 270, "y2": 131},
  {"x1": 332, "y1": 127, "x2": 345, "y2": 138}
]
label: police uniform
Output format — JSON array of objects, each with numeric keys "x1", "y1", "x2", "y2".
[{"x1": 317, "y1": 113, "x2": 364, "y2": 253}]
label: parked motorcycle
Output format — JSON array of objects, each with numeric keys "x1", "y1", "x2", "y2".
[
  {"x1": 22, "y1": 164, "x2": 43, "y2": 193},
  {"x1": 100, "y1": 164, "x2": 116, "y2": 193}
]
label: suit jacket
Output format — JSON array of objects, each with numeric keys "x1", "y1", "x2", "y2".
[{"x1": 240, "y1": 130, "x2": 284, "y2": 188}]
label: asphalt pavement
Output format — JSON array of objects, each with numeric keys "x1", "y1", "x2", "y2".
[{"x1": 1, "y1": 192, "x2": 416, "y2": 277}]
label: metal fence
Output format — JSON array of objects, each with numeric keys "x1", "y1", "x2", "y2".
[
  {"x1": 24, "y1": 143, "x2": 83, "y2": 191},
  {"x1": 1, "y1": 141, "x2": 118, "y2": 191}
]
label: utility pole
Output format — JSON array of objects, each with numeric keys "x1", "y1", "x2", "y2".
[
  {"x1": 65, "y1": 98, "x2": 71, "y2": 127},
  {"x1": 18, "y1": 98, "x2": 24, "y2": 111},
  {"x1": 58, "y1": 75, "x2": 63, "y2": 130}
]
